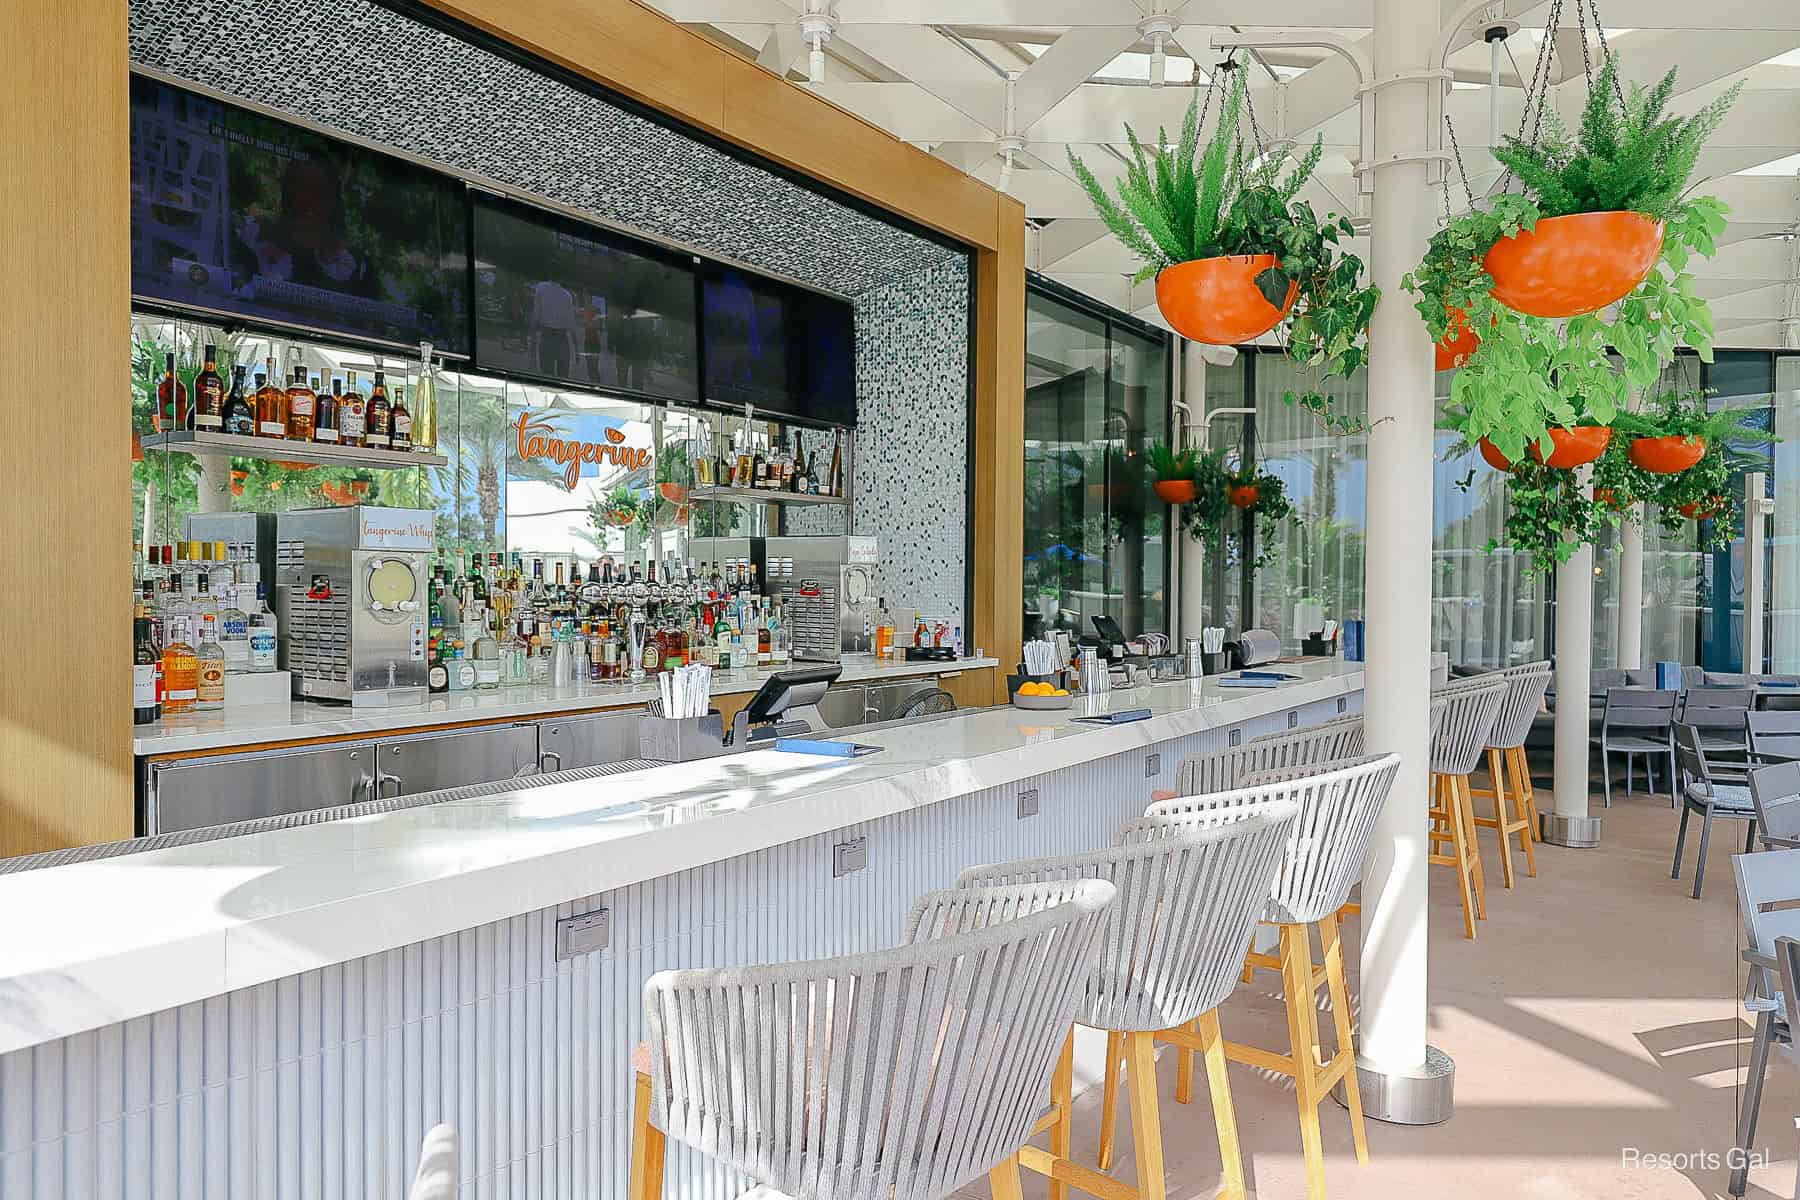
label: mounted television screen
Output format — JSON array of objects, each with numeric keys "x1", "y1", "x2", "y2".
[
  {"x1": 128, "y1": 74, "x2": 469, "y2": 352},
  {"x1": 471, "y1": 193, "x2": 698, "y2": 401},
  {"x1": 794, "y1": 287, "x2": 857, "y2": 427},
  {"x1": 702, "y1": 266, "x2": 790, "y2": 411}
]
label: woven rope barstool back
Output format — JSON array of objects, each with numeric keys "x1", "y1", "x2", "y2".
[
  {"x1": 1487, "y1": 663, "x2": 1552, "y2": 750},
  {"x1": 1177, "y1": 717, "x2": 1367, "y2": 797},
  {"x1": 1430, "y1": 675, "x2": 1509, "y2": 776}
]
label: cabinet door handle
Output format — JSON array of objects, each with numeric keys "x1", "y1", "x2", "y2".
[
  {"x1": 376, "y1": 771, "x2": 403, "y2": 798},
  {"x1": 540, "y1": 751, "x2": 562, "y2": 773}
]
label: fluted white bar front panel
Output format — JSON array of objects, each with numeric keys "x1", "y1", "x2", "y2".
[{"x1": 0, "y1": 695, "x2": 1356, "y2": 1198}]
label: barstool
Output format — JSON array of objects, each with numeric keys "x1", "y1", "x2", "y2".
[
  {"x1": 1467, "y1": 662, "x2": 1552, "y2": 886},
  {"x1": 956, "y1": 800, "x2": 1301, "y2": 1200},
  {"x1": 629, "y1": 879, "x2": 1117, "y2": 1200},
  {"x1": 1430, "y1": 676, "x2": 1508, "y2": 939},
  {"x1": 1175, "y1": 715, "x2": 1366, "y2": 797},
  {"x1": 1138, "y1": 754, "x2": 1402, "y2": 1200}
]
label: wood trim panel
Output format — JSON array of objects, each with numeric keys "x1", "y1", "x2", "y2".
[
  {"x1": 971, "y1": 206, "x2": 1028, "y2": 703},
  {"x1": 418, "y1": 0, "x2": 999, "y2": 250},
  {"x1": 937, "y1": 667, "x2": 998, "y2": 711},
  {"x1": 0, "y1": 0, "x2": 134, "y2": 857}
]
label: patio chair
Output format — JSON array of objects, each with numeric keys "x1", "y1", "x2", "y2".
[
  {"x1": 1469, "y1": 661, "x2": 1552, "y2": 886},
  {"x1": 1746, "y1": 760, "x2": 1800, "y2": 851},
  {"x1": 1430, "y1": 675, "x2": 1508, "y2": 938},
  {"x1": 1678, "y1": 685, "x2": 1754, "y2": 757},
  {"x1": 1727, "y1": 849, "x2": 1800, "y2": 1197},
  {"x1": 1671, "y1": 723, "x2": 1760, "y2": 900},
  {"x1": 1591, "y1": 688, "x2": 1677, "y2": 807}
]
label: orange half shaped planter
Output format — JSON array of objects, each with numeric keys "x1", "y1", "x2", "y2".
[
  {"x1": 1528, "y1": 425, "x2": 1612, "y2": 469},
  {"x1": 1435, "y1": 307, "x2": 1481, "y2": 371},
  {"x1": 1628, "y1": 435, "x2": 1706, "y2": 475},
  {"x1": 1484, "y1": 211, "x2": 1664, "y2": 318},
  {"x1": 1478, "y1": 438, "x2": 1514, "y2": 471},
  {"x1": 1156, "y1": 255, "x2": 1297, "y2": 345},
  {"x1": 1679, "y1": 496, "x2": 1727, "y2": 520},
  {"x1": 1227, "y1": 484, "x2": 1260, "y2": 509},
  {"x1": 1153, "y1": 479, "x2": 1196, "y2": 505},
  {"x1": 1593, "y1": 486, "x2": 1632, "y2": 510}
]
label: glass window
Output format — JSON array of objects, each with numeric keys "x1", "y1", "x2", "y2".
[{"x1": 1022, "y1": 289, "x2": 1169, "y2": 641}]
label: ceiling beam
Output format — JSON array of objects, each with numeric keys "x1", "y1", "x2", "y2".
[
  {"x1": 1013, "y1": 26, "x2": 1145, "y2": 131},
  {"x1": 833, "y1": 23, "x2": 1006, "y2": 130}
]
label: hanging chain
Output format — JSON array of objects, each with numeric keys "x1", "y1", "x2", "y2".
[
  {"x1": 1446, "y1": 113, "x2": 1475, "y2": 210},
  {"x1": 1237, "y1": 56, "x2": 1272, "y2": 159},
  {"x1": 1583, "y1": 0, "x2": 1627, "y2": 108},
  {"x1": 1496, "y1": 0, "x2": 1563, "y2": 194}
]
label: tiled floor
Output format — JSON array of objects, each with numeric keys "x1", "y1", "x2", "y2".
[{"x1": 959, "y1": 777, "x2": 1800, "y2": 1199}]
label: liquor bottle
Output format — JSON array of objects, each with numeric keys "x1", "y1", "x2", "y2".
[
  {"x1": 217, "y1": 578, "x2": 250, "y2": 672},
  {"x1": 249, "y1": 583, "x2": 279, "y2": 673},
  {"x1": 390, "y1": 383, "x2": 413, "y2": 451},
  {"x1": 133, "y1": 601, "x2": 160, "y2": 725},
  {"x1": 427, "y1": 647, "x2": 449, "y2": 694},
  {"x1": 255, "y1": 356, "x2": 286, "y2": 438},
  {"x1": 285, "y1": 366, "x2": 316, "y2": 440},
  {"x1": 195, "y1": 614, "x2": 226, "y2": 711},
  {"x1": 472, "y1": 624, "x2": 500, "y2": 690},
  {"x1": 752, "y1": 441, "x2": 768, "y2": 490},
  {"x1": 364, "y1": 371, "x2": 392, "y2": 450},
  {"x1": 223, "y1": 366, "x2": 255, "y2": 436},
  {"x1": 162, "y1": 617, "x2": 198, "y2": 715},
  {"x1": 192, "y1": 344, "x2": 226, "y2": 432},
  {"x1": 410, "y1": 343, "x2": 438, "y2": 451},
  {"x1": 315, "y1": 377, "x2": 341, "y2": 443},
  {"x1": 156, "y1": 352, "x2": 187, "y2": 434},
  {"x1": 340, "y1": 369, "x2": 366, "y2": 447},
  {"x1": 828, "y1": 429, "x2": 844, "y2": 497},
  {"x1": 792, "y1": 431, "x2": 808, "y2": 494},
  {"x1": 208, "y1": 541, "x2": 235, "y2": 599}
]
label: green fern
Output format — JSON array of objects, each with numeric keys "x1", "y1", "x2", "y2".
[{"x1": 1492, "y1": 53, "x2": 1742, "y2": 219}]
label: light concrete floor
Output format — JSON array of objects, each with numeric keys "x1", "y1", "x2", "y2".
[{"x1": 960, "y1": 779, "x2": 1800, "y2": 1200}]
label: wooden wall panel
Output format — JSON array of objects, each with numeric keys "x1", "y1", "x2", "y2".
[
  {"x1": 971, "y1": 205, "x2": 1028, "y2": 701},
  {"x1": 0, "y1": 0, "x2": 135, "y2": 854}
]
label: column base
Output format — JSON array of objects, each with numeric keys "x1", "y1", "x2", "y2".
[
  {"x1": 1539, "y1": 812, "x2": 1602, "y2": 848},
  {"x1": 1332, "y1": 1045, "x2": 1455, "y2": 1125}
]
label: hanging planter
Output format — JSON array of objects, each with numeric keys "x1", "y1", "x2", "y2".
[
  {"x1": 1434, "y1": 307, "x2": 1481, "y2": 371},
  {"x1": 1478, "y1": 438, "x2": 1515, "y2": 472},
  {"x1": 1529, "y1": 425, "x2": 1612, "y2": 469},
  {"x1": 1069, "y1": 63, "x2": 1375, "y2": 432},
  {"x1": 1678, "y1": 496, "x2": 1727, "y2": 520},
  {"x1": 1182, "y1": 452, "x2": 1293, "y2": 571},
  {"x1": 1156, "y1": 256, "x2": 1297, "y2": 345},
  {"x1": 658, "y1": 482, "x2": 690, "y2": 505},
  {"x1": 1592, "y1": 486, "x2": 1632, "y2": 510},
  {"x1": 1483, "y1": 212, "x2": 1665, "y2": 318},
  {"x1": 1154, "y1": 479, "x2": 1196, "y2": 505},
  {"x1": 1228, "y1": 483, "x2": 1260, "y2": 509},
  {"x1": 1147, "y1": 441, "x2": 1198, "y2": 505},
  {"x1": 1628, "y1": 435, "x2": 1706, "y2": 474}
]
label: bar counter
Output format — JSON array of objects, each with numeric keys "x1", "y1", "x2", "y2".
[{"x1": 0, "y1": 660, "x2": 1363, "y2": 1196}]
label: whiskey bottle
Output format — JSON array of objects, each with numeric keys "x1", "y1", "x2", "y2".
[
  {"x1": 161, "y1": 617, "x2": 198, "y2": 715},
  {"x1": 827, "y1": 429, "x2": 844, "y2": 497},
  {"x1": 255, "y1": 355, "x2": 286, "y2": 437},
  {"x1": 364, "y1": 371, "x2": 392, "y2": 450},
  {"x1": 390, "y1": 383, "x2": 412, "y2": 451},
  {"x1": 192, "y1": 344, "x2": 226, "y2": 431},
  {"x1": 340, "y1": 369, "x2": 366, "y2": 447},
  {"x1": 156, "y1": 352, "x2": 187, "y2": 434},
  {"x1": 223, "y1": 366, "x2": 255, "y2": 436},
  {"x1": 133, "y1": 601, "x2": 160, "y2": 725},
  {"x1": 315, "y1": 377, "x2": 340, "y2": 443},
  {"x1": 285, "y1": 366, "x2": 316, "y2": 441},
  {"x1": 792, "y1": 431, "x2": 808, "y2": 494}
]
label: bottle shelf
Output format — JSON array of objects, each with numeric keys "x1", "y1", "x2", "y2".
[
  {"x1": 141, "y1": 430, "x2": 447, "y2": 470},
  {"x1": 689, "y1": 486, "x2": 848, "y2": 507}
]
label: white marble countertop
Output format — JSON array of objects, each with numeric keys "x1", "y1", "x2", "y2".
[
  {"x1": 2, "y1": 660, "x2": 1361, "y2": 1056},
  {"x1": 134, "y1": 654, "x2": 1000, "y2": 756}
]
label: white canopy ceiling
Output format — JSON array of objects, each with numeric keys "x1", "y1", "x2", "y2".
[{"x1": 644, "y1": 0, "x2": 1800, "y2": 348}]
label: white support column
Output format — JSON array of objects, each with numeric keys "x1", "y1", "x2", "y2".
[
  {"x1": 196, "y1": 456, "x2": 232, "y2": 516},
  {"x1": 1746, "y1": 472, "x2": 1768, "y2": 675},
  {"x1": 1180, "y1": 340, "x2": 1209, "y2": 641},
  {"x1": 1545, "y1": 525, "x2": 1601, "y2": 846},
  {"x1": 1354, "y1": 0, "x2": 1453, "y2": 1125},
  {"x1": 1617, "y1": 509, "x2": 1644, "y2": 670}
]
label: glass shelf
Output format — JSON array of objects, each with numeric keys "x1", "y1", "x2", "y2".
[
  {"x1": 141, "y1": 430, "x2": 447, "y2": 470},
  {"x1": 689, "y1": 486, "x2": 848, "y2": 507}
]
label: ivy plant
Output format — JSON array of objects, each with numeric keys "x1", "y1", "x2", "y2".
[
  {"x1": 1487, "y1": 458, "x2": 1623, "y2": 576},
  {"x1": 1068, "y1": 68, "x2": 1377, "y2": 433},
  {"x1": 1648, "y1": 438, "x2": 1736, "y2": 551},
  {"x1": 1179, "y1": 452, "x2": 1293, "y2": 571}
]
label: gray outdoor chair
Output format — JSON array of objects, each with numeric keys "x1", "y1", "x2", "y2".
[
  {"x1": 1137, "y1": 754, "x2": 1402, "y2": 1199},
  {"x1": 956, "y1": 800, "x2": 1300, "y2": 1200},
  {"x1": 1592, "y1": 687, "x2": 1678, "y2": 807},
  {"x1": 631, "y1": 878, "x2": 1117, "y2": 1200},
  {"x1": 1175, "y1": 714, "x2": 1366, "y2": 796},
  {"x1": 1728, "y1": 849, "x2": 1800, "y2": 1197},
  {"x1": 1679, "y1": 685, "x2": 1755, "y2": 757},
  {"x1": 1672, "y1": 723, "x2": 1761, "y2": 900},
  {"x1": 1747, "y1": 760, "x2": 1800, "y2": 851}
]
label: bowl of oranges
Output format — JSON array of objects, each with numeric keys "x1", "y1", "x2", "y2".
[{"x1": 1011, "y1": 680, "x2": 1073, "y2": 710}]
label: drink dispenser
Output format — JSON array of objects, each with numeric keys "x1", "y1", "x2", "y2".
[{"x1": 273, "y1": 506, "x2": 432, "y2": 706}]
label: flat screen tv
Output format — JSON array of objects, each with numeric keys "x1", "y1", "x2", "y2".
[
  {"x1": 793, "y1": 286, "x2": 857, "y2": 427},
  {"x1": 471, "y1": 193, "x2": 698, "y2": 402},
  {"x1": 129, "y1": 74, "x2": 470, "y2": 353},
  {"x1": 702, "y1": 266, "x2": 790, "y2": 411}
]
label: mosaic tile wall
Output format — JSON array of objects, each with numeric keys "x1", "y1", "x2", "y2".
[{"x1": 126, "y1": 0, "x2": 971, "y2": 628}]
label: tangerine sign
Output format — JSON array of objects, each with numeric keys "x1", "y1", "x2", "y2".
[{"x1": 514, "y1": 413, "x2": 652, "y2": 489}]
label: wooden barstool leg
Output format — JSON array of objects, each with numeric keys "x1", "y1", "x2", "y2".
[
  {"x1": 1175, "y1": 1017, "x2": 1198, "y2": 1105},
  {"x1": 1196, "y1": 1009, "x2": 1247, "y2": 1200},
  {"x1": 1319, "y1": 913, "x2": 1369, "y2": 1166},
  {"x1": 630, "y1": 1071, "x2": 667, "y2": 1200},
  {"x1": 1456, "y1": 775, "x2": 1487, "y2": 919},
  {"x1": 1281, "y1": 926, "x2": 1328, "y2": 1200},
  {"x1": 1098, "y1": 1030, "x2": 1124, "y2": 1171},
  {"x1": 1126, "y1": 1031, "x2": 1169, "y2": 1200},
  {"x1": 1484, "y1": 748, "x2": 1517, "y2": 889},
  {"x1": 1512, "y1": 746, "x2": 1540, "y2": 876},
  {"x1": 1050, "y1": 1031, "x2": 1075, "y2": 1200},
  {"x1": 990, "y1": 1154, "x2": 1026, "y2": 1200}
]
